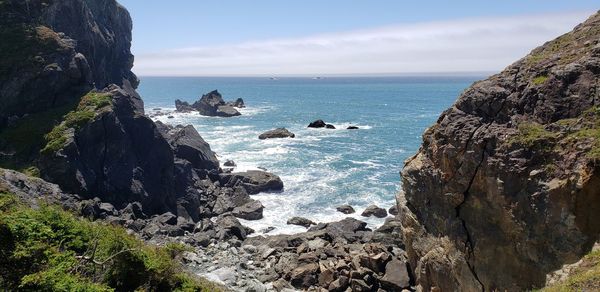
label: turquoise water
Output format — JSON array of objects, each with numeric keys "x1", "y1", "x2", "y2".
[{"x1": 138, "y1": 76, "x2": 481, "y2": 234}]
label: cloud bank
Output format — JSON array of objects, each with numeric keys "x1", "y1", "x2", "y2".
[{"x1": 134, "y1": 11, "x2": 593, "y2": 76}]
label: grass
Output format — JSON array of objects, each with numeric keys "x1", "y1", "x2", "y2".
[
  {"x1": 532, "y1": 75, "x2": 549, "y2": 85},
  {"x1": 508, "y1": 122, "x2": 559, "y2": 148},
  {"x1": 540, "y1": 249, "x2": 600, "y2": 292},
  {"x1": 0, "y1": 192, "x2": 224, "y2": 291},
  {"x1": 41, "y1": 92, "x2": 112, "y2": 155}
]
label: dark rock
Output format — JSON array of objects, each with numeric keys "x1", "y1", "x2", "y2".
[
  {"x1": 175, "y1": 90, "x2": 241, "y2": 117},
  {"x1": 214, "y1": 215, "x2": 249, "y2": 241},
  {"x1": 215, "y1": 105, "x2": 241, "y2": 117},
  {"x1": 336, "y1": 204, "x2": 355, "y2": 214},
  {"x1": 380, "y1": 259, "x2": 411, "y2": 290},
  {"x1": 287, "y1": 217, "x2": 316, "y2": 228},
  {"x1": 167, "y1": 115, "x2": 174, "y2": 119},
  {"x1": 308, "y1": 119, "x2": 326, "y2": 128},
  {"x1": 175, "y1": 99, "x2": 195, "y2": 112},
  {"x1": 361, "y1": 205, "x2": 387, "y2": 218},
  {"x1": 157, "y1": 122, "x2": 220, "y2": 170},
  {"x1": 258, "y1": 128, "x2": 295, "y2": 140},
  {"x1": 351, "y1": 279, "x2": 372, "y2": 291},
  {"x1": 232, "y1": 200, "x2": 264, "y2": 220},
  {"x1": 156, "y1": 212, "x2": 178, "y2": 225},
  {"x1": 347, "y1": 126, "x2": 359, "y2": 130},
  {"x1": 99, "y1": 202, "x2": 117, "y2": 217},
  {"x1": 122, "y1": 202, "x2": 145, "y2": 220},
  {"x1": 227, "y1": 98, "x2": 245, "y2": 108},
  {"x1": 328, "y1": 276, "x2": 349, "y2": 291},
  {"x1": 219, "y1": 170, "x2": 284, "y2": 194},
  {"x1": 261, "y1": 226, "x2": 276, "y2": 234},
  {"x1": 388, "y1": 205, "x2": 398, "y2": 216},
  {"x1": 325, "y1": 124, "x2": 336, "y2": 129},
  {"x1": 224, "y1": 160, "x2": 236, "y2": 167}
]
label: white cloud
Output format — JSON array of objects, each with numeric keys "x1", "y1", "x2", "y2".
[{"x1": 133, "y1": 11, "x2": 594, "y2": 76}]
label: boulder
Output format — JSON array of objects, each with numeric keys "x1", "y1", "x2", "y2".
[
  {"x1": 388, "y1": 205, "x2": 399, "y2": 216},
  {"x1": 328, "y1": 276, "x2": 349, "y2": 291},
  {"x1": 325, "y1": 124, "x2": 336, "y2": 129},
  {"x1": 215, "y1": 105, "x2": 241, "y2": 117},
  {"x1": 290, "y1": 263, "x2": 319, "y2": 288},
  {"x1": 258, "y1": 128, "x2": 295, "y2": 140},
  {"x1": 175, "y1": 100, "x2": 195, "y2": 112},
  {"x1": 361, "y1": 205, "x2": 387, "y2": 218},
  {"x1": 308, "y1": 120, "x2": 326, "y2": 128},
  {"x1": 156, "y1": 212, "x2": 178, "y2": 225},
  {"x1": 214, "y1": 215, "x2": 250, "y2": 241},
  {"x1": 227, "y1": 98, "x2": 245, "y2": 108},
  {"x1": 232, "y1": 200, "x2": 264, "y2": 220},
  {"x1": 224, "y1": 160, "x2": 236, "y2": 167},
  {"x1": 287, "y1": 217, "x2": 316, "y2": 228},
  {"x1": 336, "y1": 204, "x2": 355, "y2": 214},
  {"x1": 220, "y1": 170, "x2": 284, "y2": 194},
  {"x1": 347, "y1": 126, "x2": 359, "y2": 130},
  {"x1": 156, "y1": 122, "x2": 220, "y2": 170},
  {"x1": 380, "y1": 259, "x2": 411, "y2": 290}
]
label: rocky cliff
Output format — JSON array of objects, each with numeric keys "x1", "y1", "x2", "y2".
[{"x1": 400, "y1": 11, "x2": 600, "y2": 291}]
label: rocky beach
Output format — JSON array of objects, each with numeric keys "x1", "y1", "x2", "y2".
[{"x1": 1, "y1": 0, "x2": 599, "y2": 291}]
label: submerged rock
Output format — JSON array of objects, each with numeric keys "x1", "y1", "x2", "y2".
[
  {"x1": 347, "y1": 126, "x2": 359, "y2": 130},
  {"x1": 258, "y1": 128, "x2": 295, "y2": 140},
  {"x1": 287, "y1": 217, "x2": 316, "y2": 228},
  {"x1": 325, "y1": 124, "x2": 336, "y2": 129}
]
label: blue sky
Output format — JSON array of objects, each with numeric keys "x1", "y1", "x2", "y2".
[{"x1": 118, "y1": 0, "x2": 598, "y2": 76}]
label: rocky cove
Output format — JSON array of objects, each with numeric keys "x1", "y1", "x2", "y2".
[{"x1": 0, "y1": 0, "x2": 599, "y2": 291}]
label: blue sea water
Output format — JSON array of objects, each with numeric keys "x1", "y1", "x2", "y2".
[{"x1": 137, "y1": 76, "x2": 482, "y2": 234}]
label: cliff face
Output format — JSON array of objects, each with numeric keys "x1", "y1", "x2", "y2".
[{"x1": 400, "y1": 12, "x2": 600, "y2": 291}]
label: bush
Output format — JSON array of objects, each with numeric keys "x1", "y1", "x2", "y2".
[{"x1": 0, "y1": 192, "x2": 222, "y2": 291}]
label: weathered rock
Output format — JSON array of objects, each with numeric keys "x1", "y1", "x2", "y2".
[
  {"x1": 328, "y1": 276, "x2": 349, "y2": 291},
  {"x1": 290, "y1": 263, "x2": 319, "y2": 288},
  {"x1": 174, "y1": 90, "x2": 241, "y2": 117},
  {"x1": 224, "y1": 160, "x2": 236, "y2": 167},
  {"x1": 287, "y1": 217, "x2": 316, "y2": 228},
  {"x1": 258, "y1": 128, "x2": 295, "y2": 140},
  {"x1": 220, "y1": 171, "x2": 284, "y2": 194},
  {"x1": 232, "y1": 200, "x2": 264, "y2": 220},
  {"x1": 215, "y1": 215, "x2": 250, "y2": 241},
  {"x1": 325, "y1": 124, "x2": 336, "y2": 129},
  {"x1": 400, "y1": 11, "x2": 600, "y2": 292},
  {"x1": 308, "y1": 120, "x2": 326, "y2": 128},
  {"x1": 361, "y1": 205, "x2": 387, "y2": 218},
  {"x1": 388, "y1": 205, "x2": 399, "y2": 216},
  {"x1": 156, "y1": 122, "x2": 220, "y2": 171},
  {"x1": 336, "y1": 204, "x2": 355, "y2": 214},
  {"x1": 380, "y1": 259, "x2": 411, "y2": 290},
  {"x1": 227, "y1": 98, "x2": 245, "y2": 108},
  {"x1": 156, "y1": 212, "x2": 177, "y2": 225}
]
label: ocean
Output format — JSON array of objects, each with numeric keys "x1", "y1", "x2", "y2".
[{"x1": 137, "y1": 76, "x2": 482, "y2": 234}]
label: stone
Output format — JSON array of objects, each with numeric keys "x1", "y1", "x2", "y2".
[
  {"x1": 325, "y1": 124, "x2": 336, "y2": 129},
  {"x1": 380, "y1": 259, "x2": 411, "y2": 290},
  {"x1": 290, "y1": 263, "x2": 319, "y2": 288},
  {"x1": 336, "y1": 204, "x2": 355, "y2": 214},
  {"x1": 157, "y1": 123, "x2": 220, "y2": 170},
  {"x1": 232, "y1": 200, "x2": 264, "y2": 220},
  {"x1": 388, "y1": 205, "x2": 398, "y2": 216},
  {"x1": 215, "y1": 215, "x2": 249, "y2": 241},
  {"x1": 308, "y1": 119, "x2": 326, "y2": 128},
  {"x1": 328, "y1": 276, "x2": 349, "y2": 291},
  {"x1": 258, "y1": 128, "x2": 295, "y2": 140},
  {"x1": 361, "y1": 205, "x2": 387, "y2": 218},
  {"x1": 347, "y1": 126, "x2": 359, "y2": 130},
  {"x1": 287, "y1": 217, "x2": 316, "y2": 228},
  {"x1": 350, "y1": 279, "x2": 372, "y2": 291},
  {"x1": 174, "y1": 90, "x2": 241, "y2": 117},
  {"x1": 227, "y1": 98, "x2": 245, "y2": 108},
  {"x1": 220, "y1": 170, "x2": 284, "y2": 194},
  {"x1": 224, "y1": 159, "x2": 236, "y2": 167},
  {"x1": 156, "y1": 212, "x2": 178, "y2": 225}
]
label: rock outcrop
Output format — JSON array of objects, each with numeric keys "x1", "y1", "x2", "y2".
[
  {"x1": 258, "y1": 128, "x2": 295, "y2": 140},
  {"x1": 175, "y1": 90, "x2": 242, "y2": 117},
  {"x1": 400, "y1": 12, "x2": 600, "y2": 291}
]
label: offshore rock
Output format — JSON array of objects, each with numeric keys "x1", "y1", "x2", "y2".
[
  {"x1": 175, "y1": 90, "x2": 241, "y2": 117},
  {"x1": 258, "y1": 128, "x2": 295, "y2": 140},
  {"x1": 219, "y1": 170, "x2": 284, "y2": 194}
]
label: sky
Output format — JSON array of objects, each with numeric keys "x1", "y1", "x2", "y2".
[{"x1": 118, "y1": 0, "x2": 599, "y2": 76}]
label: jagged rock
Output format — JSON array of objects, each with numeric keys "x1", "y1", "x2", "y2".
[
  {"x1": 336, "y1": 204, "x2": 355, "y2": 214},
  {"x1": 325, "y1": 124, "x2": 336, "y2": 129},
  {"x1": 232, "y1": 200, "x2": 264, "y2": 220},
  {"x1": 290, "y1": 263, "x2": 319, "y2": 288},
  {"x1": 220, "y1": 170, "x2": 284, "y2": 194},
  {"x1": 308, "y1": 120, "x2": 326, "y2": 128},
  {"x1": 156, "y1": 212, "x2": 177, "y2": 225},
  {"x1": 400, "y1": 11, "x2": 600, "y2": 291},
  {"x1": 361, "y1": 205, "x2": 387, "y2": 218},
  {"x1": 156, "y1": 122, "x2": 220, "y2": 170},
  {"x1": 174, "y1": 90, "x2": 241, "y2": 117},
  {"x1": 258, "y1": 128, "x2": 295, "y2": 140},
  {"x1": 215, "y1": 215, "x2": 250, "y2": 241},
  {"x1": 351, "y1": 279, "x2": 372, "y2": 291},
  {"x1": 287, "y1": 217, "x2": 316, "y2": 228},
  {"x1": 227, "y1": 98, "x2": 245, "y2": 108},
  {"x1": 328, "y1": 276, "x2": 349, "y2": 291}
]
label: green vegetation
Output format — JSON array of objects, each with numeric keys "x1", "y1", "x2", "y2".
[
  {"x1": 0, "y1": 192, "x2": 223, "y2": 291},
  {"x1": 526, "y1": 23, "x2": 600, "y2": 67},
  {"x1": 540, "y1": 249, "x2": 600, "y2": 292},
  {"x1": 41, "y1": 92, "x2": 113, "y2": 155},
  {"x1": 564, "y1": 106, "x2": 600, "y2": 160},
  {"x1": 532, "y1": 75, "x2": 549, "y2": 85},
  {"x1": 508, "y1": 122, "x2": 558, "y2": 148}
]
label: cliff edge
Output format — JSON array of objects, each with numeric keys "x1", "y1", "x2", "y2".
[{"x1": 400, "y1": 11, "x2": 600, "y2": 291}]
